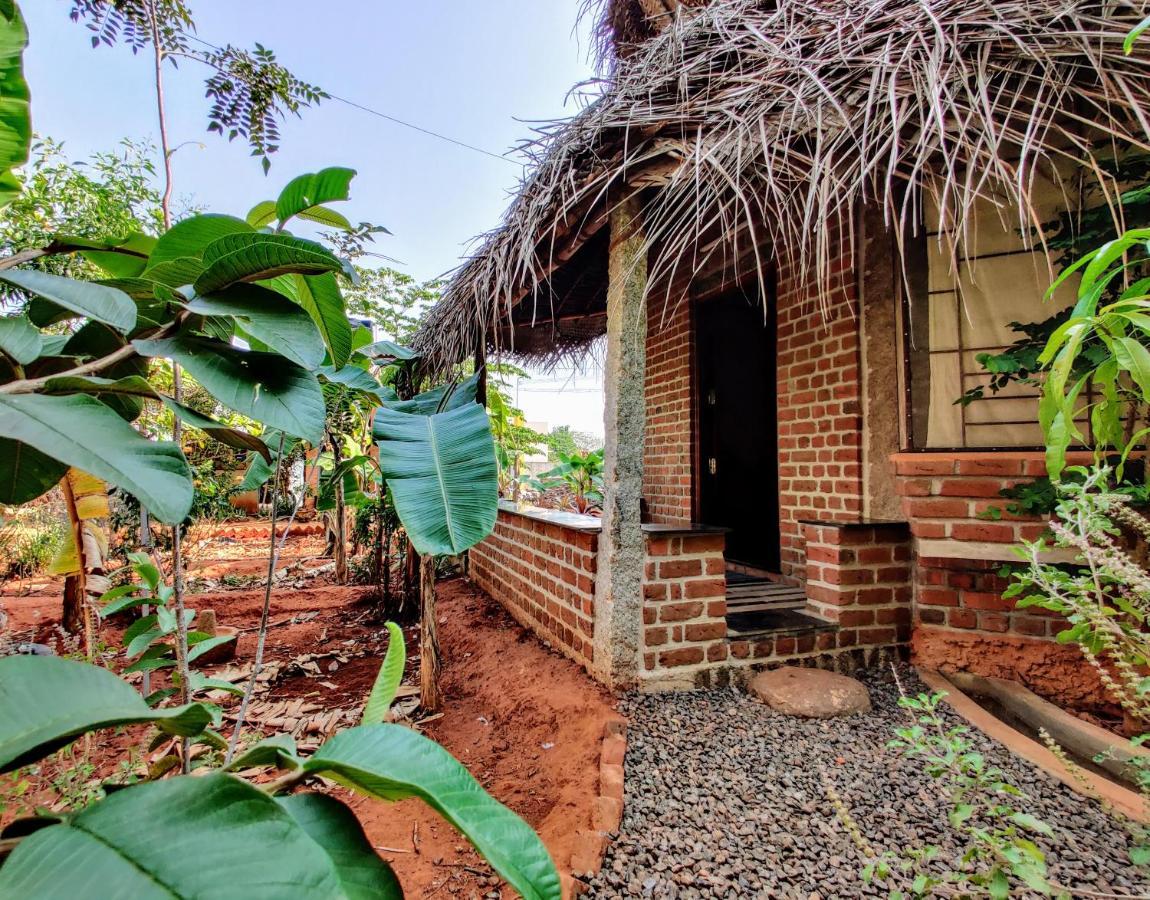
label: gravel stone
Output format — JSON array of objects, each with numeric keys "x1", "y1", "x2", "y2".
[{"x1": 584, "y1": 668, "x2": 1148, "y2": 898}]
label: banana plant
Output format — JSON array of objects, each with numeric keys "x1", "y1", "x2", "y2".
[
  {"x1": 48, "y1": 469, "x2": 110, "y2": 638},
  {"x1": 372, "y1": 372, "x2": 498, "y2": 710},
  {"x1": 1038, "y1": 227, "x2": 1150, "y2": 481},
  {"x1": 533, "y1": 448, "x2": 605, "y2": 514},
  {"x1": 0, "y1": 653, "x2": 561, "y2": 900}
]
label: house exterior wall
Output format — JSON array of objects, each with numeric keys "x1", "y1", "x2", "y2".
[{"x1": 643, "y1": 295, "x2": 694, "y2": 523}]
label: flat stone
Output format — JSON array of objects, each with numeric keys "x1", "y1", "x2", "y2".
[{"x1": 748, "y1": 666, "x2": 871, "y2": 718}]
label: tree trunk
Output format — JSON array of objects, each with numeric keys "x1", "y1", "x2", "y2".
[
  {"x1": 330, "y1": 435, "x2": 348, "y2": 584},
  {"x1": 419, "y1": 554, "x2": 441, "y2": 711}
]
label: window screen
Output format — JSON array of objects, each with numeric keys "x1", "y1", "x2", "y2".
[{"x1": 907, "y1": 185, "x2": 1081, "y2": 449}]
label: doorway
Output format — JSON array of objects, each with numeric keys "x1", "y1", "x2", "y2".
[{"x1": 695, "y1": 278, "x2": 781, "y2": 572}]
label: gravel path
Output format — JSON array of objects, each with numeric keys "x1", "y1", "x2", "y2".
[{"x1": 586, "y1": 669, "x2": 1149, "y2": 898}]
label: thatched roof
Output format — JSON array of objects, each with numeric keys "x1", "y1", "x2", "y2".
[{"x1": 415, "y1": 0, "x2": 1150, "y2": 374}]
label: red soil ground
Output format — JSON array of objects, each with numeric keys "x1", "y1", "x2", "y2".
[{"x1": 1, "y1": 530, "x2": 619, "y2": 898}]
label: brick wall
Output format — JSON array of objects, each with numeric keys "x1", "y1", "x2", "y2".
[
  {"x1": 890, "y1": 451, "x2": 1090, "y2": 646},
  {"x1": 470, "y1": 508, "x2": 598, "y2": 670},
  {"x1": 639, "y1": 232, "x2": 864, "y2": 583},
  {"x1": 803, "y1": 522, "x2": 913, "y2": 645},
  {"x1": 775, "y1": 245, "x2": 865, "y2": 580},
  {"x1": 644, "y1": 293, "x2": 694, "y2": 523},
  {"x1": 640, "y1": 531, "x2": 727, "y2": 687}
]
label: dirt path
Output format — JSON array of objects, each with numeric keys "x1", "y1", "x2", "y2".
[{"x1": 2, "y1": 570, "x2": 619, "y2": 898}]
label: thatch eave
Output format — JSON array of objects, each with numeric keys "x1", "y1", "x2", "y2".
[{"x1": 414, "y1": 0, "x2": 1150, "y2": 376}]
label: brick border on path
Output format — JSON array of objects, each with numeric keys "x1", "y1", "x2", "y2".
[{"x1": 568, "y1": 719, "x2": 628, "y2": 895}]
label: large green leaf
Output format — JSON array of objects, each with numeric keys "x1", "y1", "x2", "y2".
[
  {"x1": 377, "y1": 374, "x2": 480, "y2": 419},
  {"x1": 0, "y1": 313, "x2": 41, "y2": 363},
  {"x1": 271, "y1": 272, "x2": 352, "y2": 368},
  {"x1": 194, "y1": 233, "x2": 344, "y2": 295},
  {"x1": 79, "y1": 233, "x2": 157, "y2": 279},
  {"x1": 318, "y1": 363, "x2": 391, "y2": 400},
  {"x1": 0, "y1": 270, "x2": 135, "y2": 332},
  {"x1": 163, "y1": 399, "x2": 271, "y2": 461},
  {"x1": 0, "y1": 0, "x2": 29, "y2": 208},
  {"x1": 275, "y1": 167, "x2": 356, "y2": 224},
  {"x1": 246, "y1": 199, "x2": 278, "y2": 229},
  {"x1": 187, "y1": 285, "x2": 325, "y2": 370},
  {"x1": 134, "y1": 336, "x2": 325, "y2": 445},
  {"x1": 0, "y1": 437, "x2": 67, "y2": 504},
  {"x1": 0, "y1": 656, "x2": 211, "y2": 773},
  {"x1": 358, "y1": 340, "x2": 419, "y2": 363},
  {"x1": 306, "y1": 725, "x2": 560, "y2": 900},
  {"x1": 0, "y1": 393, "x2": 192, "y2": 523},
  {"x1": 0, "y1": 775, "x2": 348, "y2": 898},
  {"x1": 361, "y1": 622, "x2": 405, "y2": 725},
  {"x1": 147, "y1": 214, "x2": 253, "y2": 268},
  {"x1": 278, "y1": 794, "x2": 402, "y2": 900},
  {"x1": 374, "y1": 400, "x2": 497, "y2": 556}
]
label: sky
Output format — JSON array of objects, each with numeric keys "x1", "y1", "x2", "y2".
[{"x1": 22, "y1": 0, "x2": 607, "y2": 438}]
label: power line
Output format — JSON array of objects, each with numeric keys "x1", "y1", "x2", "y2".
[
  {"x1": 326, "y1": 93, "x2": 518, "y2": 166},
  {"x1": 185, "y1": 34, "x2": 520, "y2": 166}
]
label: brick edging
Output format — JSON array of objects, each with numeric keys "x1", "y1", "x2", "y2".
[{"x1": 568, "y1": 718, "x2": 628, "y2": 893}]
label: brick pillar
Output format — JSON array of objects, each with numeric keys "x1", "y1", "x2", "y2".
[
  {"x1": 803, "y1": 521, "x2": 913, "y2": 647},
  {"x1": 593, "y1": 196, "x2": 648, "y2": 688}
]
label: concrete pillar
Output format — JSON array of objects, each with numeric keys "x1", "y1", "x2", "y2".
[
  {"x1": 858, "y1": 203, "x2": 905, "y2": 520},
  {"x1": 593, "y1": 195, "x2": 648, "y2": 688}
]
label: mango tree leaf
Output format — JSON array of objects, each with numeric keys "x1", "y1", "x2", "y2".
[
  {"x1": 306, "y1": 724, "x2": 560, "y2": 900},
  {"x1": 79, "y1": 233, "x2": 156, "y2": 279},
  {"x1": 0, "y1": 314, "x2": 41, "y2": 363},
  {"x1": 296, "y1": 205, "x2": 352, "y2": 231},
  {"x1": 143, "y1": 256, "x2": 204, "y2": 289},
  {"x1": 147, "y1": 213, "x2": 253, "y2": 268},
  {"x1": 0, "y1": 775, "x2": 348, "y2": 897},
  {"x1": 225, "y1": 734, "x2": 302, "y2": 772},
  {"x1": 134, "y1": 336, "x2": 325, "y2": 445},
  {"x1": 374, "y1": 400, "x2": 497, "y2": 556},
  {"x1": 246, "y1": 199, "x2": 278, "y2": 229},
  {"x1": 278, "y1": 793, "x2": 403, "y2": 900},
  {"x1": 0, "y1": 0, "x2": 30, "y2": 208},
  {"x1": 361, "y1": 621, "x2": 406, "y2": 725},
  {"x1": 0, "y1": 393, "x2": 192, "y2": 523},
  {"x1": 0, "y1": 656, "x2": 211, "y2": 773},
  {"x1": 186, "y1": 285, "x2": 325, "y2": 370},
  {"x1": 0, "y1": 437, "x2": 67, "y2": 504},
  {"x1": 194, "y1": 233, "x2": 344, "y2": 295},
  {"x1": 0, "y1": 270, "x2": 135, "y2": 332},
  {"x1": 1113, "y1": 336, "x2": 1150, "y2": 400},
  {"x1": 268, "y1": 272, "x2": 352, "y2": 368},
  {"x1": 275, "y1": 167, "x2": 356, "y2": 223}
]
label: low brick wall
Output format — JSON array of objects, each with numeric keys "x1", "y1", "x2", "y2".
[
  {"x1": 640, "y1": 531, "x2": 728, "y2": 688},
  {"x1": 803, "y1": 521, "x2": 913, "y2": 646},
  {"x1": 469, "y1": 506, "x2": 598, "y2": 671}
]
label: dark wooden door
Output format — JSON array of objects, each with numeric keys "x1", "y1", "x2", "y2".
[{"x1": 696, "y1": 280, "x2": 780, "y2": 571}]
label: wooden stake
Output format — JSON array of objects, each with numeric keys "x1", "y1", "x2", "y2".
[{"x1": 419, "y1": 554, "x2": 441, "y2": 711}]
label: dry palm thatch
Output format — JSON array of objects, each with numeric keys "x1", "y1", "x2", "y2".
[{"x1": 415, "y1": 0, "x2": 1150, "y2": 375}]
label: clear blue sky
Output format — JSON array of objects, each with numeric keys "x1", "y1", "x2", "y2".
[{"x1": 22, "y1": 1, "x2": 597, "y2": 282}]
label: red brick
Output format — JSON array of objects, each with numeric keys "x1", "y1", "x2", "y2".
[
  {"x1": 659, "y1": 601, "x2": 705, "y2": 622},
  {"x1": 684, "y1": 578, "x2": 726, "y2": 599},
  {"x1": 658, "y1": 559, "x2": 702, "y2": 579},
  {"x1": 964, "y1": 591, "x2": 1013, "y2": 612},
  {"x1": 685, "y1": 621, "x2": 727, "y2": 641},
  {"x1": 937, "y1": 478, "x2": 1007, "y2": 498},
  {"x1": 659, "y1": 647, "x2": 704, "y2": 667},
  {"x1": 947, "y1": 608, "x2": 977, "y2": 629},
  {"x1": 951, "y1": 522, "x2": 1017, "y2": 543}
]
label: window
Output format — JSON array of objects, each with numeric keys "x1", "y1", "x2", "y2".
[{"x1": 905, "y1": 183, "x2": 1081, "y2": 449}]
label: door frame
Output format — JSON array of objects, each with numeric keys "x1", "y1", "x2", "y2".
[{"x1": 689, "y1": 270, "x2": 780, "y2": 567}]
